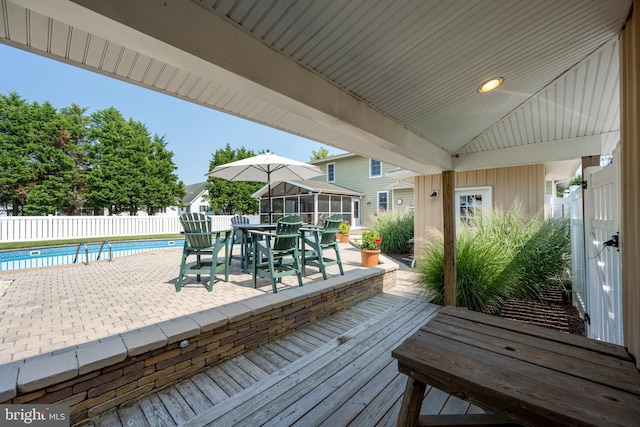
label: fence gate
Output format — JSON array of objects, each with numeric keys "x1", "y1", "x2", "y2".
[{"x1": 582, "y1": 149, "x2": 623, "y2": 344}]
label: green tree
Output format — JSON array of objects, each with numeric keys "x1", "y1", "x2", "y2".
[
  {"x1": 206, "y1": 143, "x2": 261, "y2": 214},
  {"x1": 1, "y1": 93, "x2": 185, "y2": 216},
  {"x1": 86, "y1": 108, "x2": 185, "y2": 216},
  {"x1": 0, "y1": 92, "x2": 36, "y2": 215},
  {"x1": 86, "y1": 107, "x2": 132, "y2": 215},
  {"x1": 23, "y1": 101, "x2": 76, "y2": 215},
  {"x1": 120, "y1": 119, "x2": 150, "y2": 215},
  {"x1": 142, "y1": 134, "x2": 185, "y2": 215},
  {"x1": 58, "y1": 104, "x2": 91, "y2": 215},
  {"x1": 310, "y1": 146, "x2": 330, "y2": 161}
]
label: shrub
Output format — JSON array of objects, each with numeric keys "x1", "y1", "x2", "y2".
[
  {"x1": 416, "y1": 206, "x2": 569, "y2": 312},
  {"x1": 374, "y1": 211, "x2": 414, "y2": 253},
  {"x1": 508, "y1": 217, "x2": 571, "y2": 298},
  {"x1": 418, "y1": 219, "x2": 521, "y2": 312}
]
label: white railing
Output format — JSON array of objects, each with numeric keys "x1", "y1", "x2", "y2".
[{"x1": 0, "y1": 214, "x2": 260, "y2": 243}]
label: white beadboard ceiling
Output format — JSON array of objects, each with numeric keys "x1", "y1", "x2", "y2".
[{"x1": 0, "y1": 0, "x2": 632, "y2": 175}]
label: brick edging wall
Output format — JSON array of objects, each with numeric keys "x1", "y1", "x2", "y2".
[{"x1": 1, "y1": 268, "x2": 395, "y2": 425}]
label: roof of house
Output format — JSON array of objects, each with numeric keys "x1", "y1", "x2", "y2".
[
  {"x1": 252, "y1": 180, "x2": 363, "y2": 198},
  {"x1": 182, "y1": 182, "x2": 207, "y2": 205},
  {"x1": 309, "y1": 153, "x2": 357, "y2": 164}
]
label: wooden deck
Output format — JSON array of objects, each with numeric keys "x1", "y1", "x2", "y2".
[{"x1": 85, "y1": 285, "x2": 484, "y2": 426}]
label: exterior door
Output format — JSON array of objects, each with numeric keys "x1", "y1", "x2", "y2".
[{"x1": 353, "y1": 199, "x2": 361, "y2": 227}]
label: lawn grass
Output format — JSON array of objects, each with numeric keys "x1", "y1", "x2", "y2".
[{"x1": 0, "y1": 234, "x2": 184, "y2": 251}]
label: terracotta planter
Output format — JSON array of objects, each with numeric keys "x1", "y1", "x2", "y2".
[
  {"x1": 360, "y1": 249, "x2": 381, "y2": 267},
  {"x1": 336, "y1": 233, "x2": 350, "y2": 243}
]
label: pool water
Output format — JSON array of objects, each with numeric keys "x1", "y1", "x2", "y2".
[{"x1": 0, "y1": 239, "x2": 184, "y2": 271}]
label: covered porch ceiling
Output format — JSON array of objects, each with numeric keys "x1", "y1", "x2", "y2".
[{"x1": 1, "y1": 0, "x2": 632, "y2": 175}]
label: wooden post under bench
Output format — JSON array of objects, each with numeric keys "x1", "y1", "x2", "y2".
[{"x1": 392, "y1": 306, "x2": 640, "y2": 427}]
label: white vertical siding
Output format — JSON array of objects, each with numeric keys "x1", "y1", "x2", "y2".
[{"x1": 620, "y1": 0, "x2": 640, "y2": 367}]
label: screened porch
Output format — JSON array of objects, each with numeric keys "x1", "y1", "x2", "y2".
[{"x1": 253, "y1": 180, "x2": 363, "y2": 226}]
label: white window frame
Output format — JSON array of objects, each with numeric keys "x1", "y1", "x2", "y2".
[
  {"x1": 327, "y1": 162, "x2": 336, "y2": 183},
  {"x1": 455, "y1": 186, "x2": 492, "y2": 224},
  {"x1": 369, "y1": 159, "x2": 382, "y2": 178},
  {"x1": 377, "y1": 191, "x2": 389, "y2": 215}
]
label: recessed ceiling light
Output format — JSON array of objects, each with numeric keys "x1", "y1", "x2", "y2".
[{"x1": 478, "y1": 77, "x2": 504, "y2": 93}]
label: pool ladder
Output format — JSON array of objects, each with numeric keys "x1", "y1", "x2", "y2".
[{"x1": 73, "y1": 241, "x2": 112, "y2": 265}]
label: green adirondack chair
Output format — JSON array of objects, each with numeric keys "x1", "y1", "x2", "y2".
[
  {"x1": 177, "y1": 213, "x2": 232, "y2": 292},
  {"x1": 301, "y1": 213, "x2": 344, "y2": 280},
  {"x1": 252, "y1": 215, "x2": 304, "y2": 293}
]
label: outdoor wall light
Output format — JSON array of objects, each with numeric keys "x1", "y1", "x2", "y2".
[
  {"x1": 430, "y1": 190, "x2": 439, "y2": 197},
  {"x1": 478, "y1": 77, "x2": 504, "y2": 93}
]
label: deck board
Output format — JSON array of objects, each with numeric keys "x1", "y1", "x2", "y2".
[
  {"x1": 104, "y1": 289, "x2": 466, "y2": 427},
  {"x1": 204, "y1": 366, "x2": 244, "y2": 396},
  {"x1": 137, "y1": 394, "x2": 175, "y2": 427},
  {"x1": 216, "y1": 359, "x2": 259, "y2": 389},
  {"x1": 194, "y1": 299, "x2": 437, "y2": 426},
  {"x1": 293, "y1": 329, "x2": 330, "y2": 347},
  {"x1": 313, "y1": 358, "x2": 401, "y2": 426},
  {"x1": 266, "y1": 339, "x2": 307, "y2": 360},
  {"x1": 92, "y1": 410, "x2": 122, "y2": 427},
  {"x1": 116, "y1": 403, "x2": 149, "y2": 427},
  {"x1": 243, "y1": 348, "x2": 285, "y2": 373},
  {"x1": 174, "y1": 379, "x2": 215, "y2": 414},
  {"x1": 283, "y1": 332, "x2": 326, "y2": 352},
  {"x1": 189, "y1": 372, "x2": 230, "y2": 404},
  {"x1": 228, "y1": 355, "x2": 270, "y2": 381},
  {"x1": 297, "y1": 323, "x2": 337, "y2": 341},
  {"x1": 344, "y1": 367, "x2": 407, "y2": 427},
  {"x1": 156, "y1": 387, "x2": 195, "y2": 424}
]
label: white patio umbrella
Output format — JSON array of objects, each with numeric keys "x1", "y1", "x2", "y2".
[{"x1": 206, "y1": 152, "x2": 323, "y2": 223}]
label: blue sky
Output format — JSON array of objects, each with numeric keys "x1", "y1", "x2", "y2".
[{"x1": 0, "y1": 43, "x2": 343, "y2": 185}]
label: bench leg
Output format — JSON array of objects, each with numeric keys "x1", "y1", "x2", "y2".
[{"x1": 397, "y1": 376, "x2": 426, "y2": 427}]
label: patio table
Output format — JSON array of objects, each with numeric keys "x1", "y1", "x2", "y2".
[
  {"x1": 232, "y1": 223, "x2": 277, "y2": 273},
  {"x1": 392, "y1": 306, "x2": 640, "y2": 427}
]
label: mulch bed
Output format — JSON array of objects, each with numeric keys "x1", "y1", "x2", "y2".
[
  {"x1": 386, "y1": 253, "x2": 586, "y2": 337},
  {"x1": 497, "y1": 289, "x2": 585, "y2": 336}
]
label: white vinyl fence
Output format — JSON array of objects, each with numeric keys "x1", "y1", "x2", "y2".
[
  {"x1": 569, "y1": 186, "x2": 587, "y2": 317},
  {"x1": 570, "y1": 148, "x2": 623, "y2": 345},
  {"x1": 0, "y1": 215, "x2": 259, "y2": 243},
  {"x1": 546, "y1": 195, "x2": 570, "y2": 218}
]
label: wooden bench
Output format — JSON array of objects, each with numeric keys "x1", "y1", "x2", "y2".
[{"x1": 392, "y1": 306, "x2": 640, "y2": 427}]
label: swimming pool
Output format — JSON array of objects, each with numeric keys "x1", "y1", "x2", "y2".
[{"x1": 0, "y1": 239, "x2": 184, "y2": 271}]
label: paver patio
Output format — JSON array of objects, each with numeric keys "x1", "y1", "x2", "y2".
[{"x1": 0, "y1": 242, "x2": 390, "y2": 364}]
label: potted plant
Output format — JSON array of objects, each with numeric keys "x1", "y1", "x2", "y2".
[
  {"x1": 359, "y1": 229, "x2": 382, "y2": 267},
  {"x1": 337, "y1": 222, "x2": 351, "y2": 243}
]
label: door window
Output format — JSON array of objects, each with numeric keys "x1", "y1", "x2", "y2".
[{"x1": 455, "y1": 187, "x2": 492, "y2": 224}]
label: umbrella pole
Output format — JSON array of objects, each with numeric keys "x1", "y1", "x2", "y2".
[{"x1": 268, "y1": 181, "x2": 272, "y2": 223}]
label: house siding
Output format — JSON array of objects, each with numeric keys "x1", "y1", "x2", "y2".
[
  {"x1": 312, "y1": 156, "x2": 413, "y2": 227},
  {"x1": 414, "y1": 164, "x2": 545, "y2": 250},
  {"x1": 620, "y1": 1, "x2": 640, "y2": 368}
]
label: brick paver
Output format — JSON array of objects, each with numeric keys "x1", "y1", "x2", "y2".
[{"x1": 0, "y1": 243, "x2": 380, "y2": 364}]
